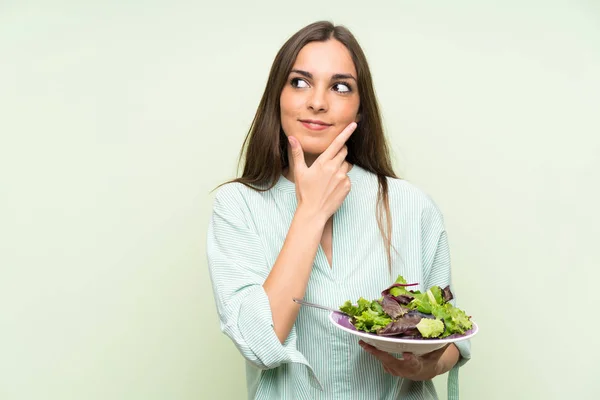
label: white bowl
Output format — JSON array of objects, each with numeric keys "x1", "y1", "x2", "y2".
[{"x1": 329, "y1": 311, "x2": 478, "y2": 356}]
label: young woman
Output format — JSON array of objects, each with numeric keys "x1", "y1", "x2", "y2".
[{"x1": 207, "y1": 21, "x2": 471, "y2": 399}]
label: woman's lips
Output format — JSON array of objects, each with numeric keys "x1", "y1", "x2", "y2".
[{"x1": 299, "y1": 119, "x2": 332, "y2": 131}]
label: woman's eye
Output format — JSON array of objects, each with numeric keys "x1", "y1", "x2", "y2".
[
  {"x1": 291, "y1": 78, "x2": 309, "y2": 88},
  {"x1": 333, "y1": 82, "x2": 352, "y2": 93}
]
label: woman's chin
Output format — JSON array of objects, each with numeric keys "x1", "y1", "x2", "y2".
[{"x1": 297, "y1": 140, "x2": 331, "y2": 157}]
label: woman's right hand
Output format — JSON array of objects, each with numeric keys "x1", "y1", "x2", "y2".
[{"x1": 287, "y1": 122, "x2": 357, "y2": 223}]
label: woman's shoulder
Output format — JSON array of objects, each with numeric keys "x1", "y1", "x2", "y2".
[
  {"x1": 211, "y1": 181, "x2": 253, "y2": 211},
  {"x1": 385, "y1": 176, "x2": 444, "y2": 219},
  {"x1": 387, "y1": 176, "x2": 431, "y2": 199},
  {"x1": 355, "y1": 166, "x2": 442, "y2": 214},
  {"x1": 212, "y1": 180, "x2": 244, "y2": 199},
  {"x1": 211, "y1": 180, "x2": 276, "y2": 213}
]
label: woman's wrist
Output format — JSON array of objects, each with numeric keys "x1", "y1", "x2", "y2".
[{"x1": 294, "y1": 204, "x2": 329, "y2": 228}]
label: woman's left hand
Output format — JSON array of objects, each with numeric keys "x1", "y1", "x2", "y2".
[{"x1": 359, "y1": 341, "x2": 450, "y2": 381}]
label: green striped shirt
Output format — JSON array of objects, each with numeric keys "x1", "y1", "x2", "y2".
[{"x1": 207, "y1": 165, "x2": 471, "y2": 399}]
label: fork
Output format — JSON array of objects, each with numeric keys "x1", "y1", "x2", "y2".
[{"x1": 292, "y1": 297, "x2": 350, "y2": 316}]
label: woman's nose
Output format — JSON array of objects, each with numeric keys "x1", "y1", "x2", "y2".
[{"x1": 307, "y1": 89, "x2": 328, "y2": 112}]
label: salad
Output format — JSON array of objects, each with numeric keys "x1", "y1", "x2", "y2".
[{"x1": 339, "y1": 275, "x2": 473, "y2": 339}]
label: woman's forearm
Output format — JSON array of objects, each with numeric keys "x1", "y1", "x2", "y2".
[
  {"x1": 436, "y1": 343, "x2": 461, "y2": 375},
  {"x1": 263, "y1": 206, "x2": 327, "y2": 343}
]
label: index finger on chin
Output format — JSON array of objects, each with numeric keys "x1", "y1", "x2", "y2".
[{"x1": 318, "y1": 122, "x2": 357, "y2": 161}]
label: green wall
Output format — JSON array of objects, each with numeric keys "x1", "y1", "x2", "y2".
[{"x1": 2, "y1": 1, "x2": 599, "y2": 399}]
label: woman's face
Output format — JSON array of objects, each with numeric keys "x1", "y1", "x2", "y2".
[{"x1": 280, "y1": 39, "x2": 360, "y2": 161}]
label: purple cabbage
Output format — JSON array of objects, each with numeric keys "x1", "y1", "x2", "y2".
[
  {"x1": 381, "y1": 295, "x2": 410, "y2": 319},
  {"x1": 377, "y1": 315, "x2": 423, "y2": 337},
  {"x1": 442, "y1": 285, "x2": 454, "y2": 302}
]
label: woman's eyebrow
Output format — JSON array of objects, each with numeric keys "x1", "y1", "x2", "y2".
[
  {"x1": 290, "y1": 69, "x2": 313, "y2": 78},
  {"x1": 290, "y1": 69, "x2": 357, "y2": 82},
  {"x1": 331, "y1": 73, "x2": 356, "y2": 81}
]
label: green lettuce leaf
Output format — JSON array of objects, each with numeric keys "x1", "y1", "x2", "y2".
[
  {"x1": 340, "y1": 297, "x2": 376, "y2": 317},
  {"x1": 371, "y1": 300, "x2": 384, "y2": 315},
  {"x1": 408, "y1": 287, "x2": 446, "y2": 314},
  {"x1": 416, "y1": 318, "x2": 445, "y2": 338},
  {"x1": 357, "y1": 297, "x2": 372, "y2": 314},
  {"x1": 429, "y1": 286, "x2": 444, "y2": 305},
  {"x1": 339, "y1": 300, "x2": 360, "y2": 317},
  {"x1": 431, "y1": 303, "x2": 473, "y2": 336},
  {"x1": 408, "y1": 292, "x2": 432, "y2": 314},
  {"x1": 388, "y1": 275, "x2": 410, "y2": 297},
  {"x1": 354, "y1": 308, "x2": 392, "y2": 333}
]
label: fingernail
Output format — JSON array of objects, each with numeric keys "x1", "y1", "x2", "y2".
[{"x1": 288, "y1": 136, "x2": 296, "y2": 148}]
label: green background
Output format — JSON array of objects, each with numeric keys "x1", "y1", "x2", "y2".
[{"x1": 2, "y1": 1, "x2": 599, "y2": 399}]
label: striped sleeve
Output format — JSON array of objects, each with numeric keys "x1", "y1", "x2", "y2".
[
  {"x1": 420, "y1": 199, "x2": 472, "y2": 400},
  {"x1": 206, "y1": 184, "x2": 309, "y2": 371}
]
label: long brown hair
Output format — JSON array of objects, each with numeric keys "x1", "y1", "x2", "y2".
[{"x1": 226, "y1": 21, "x2": 399, "y2": 270}]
